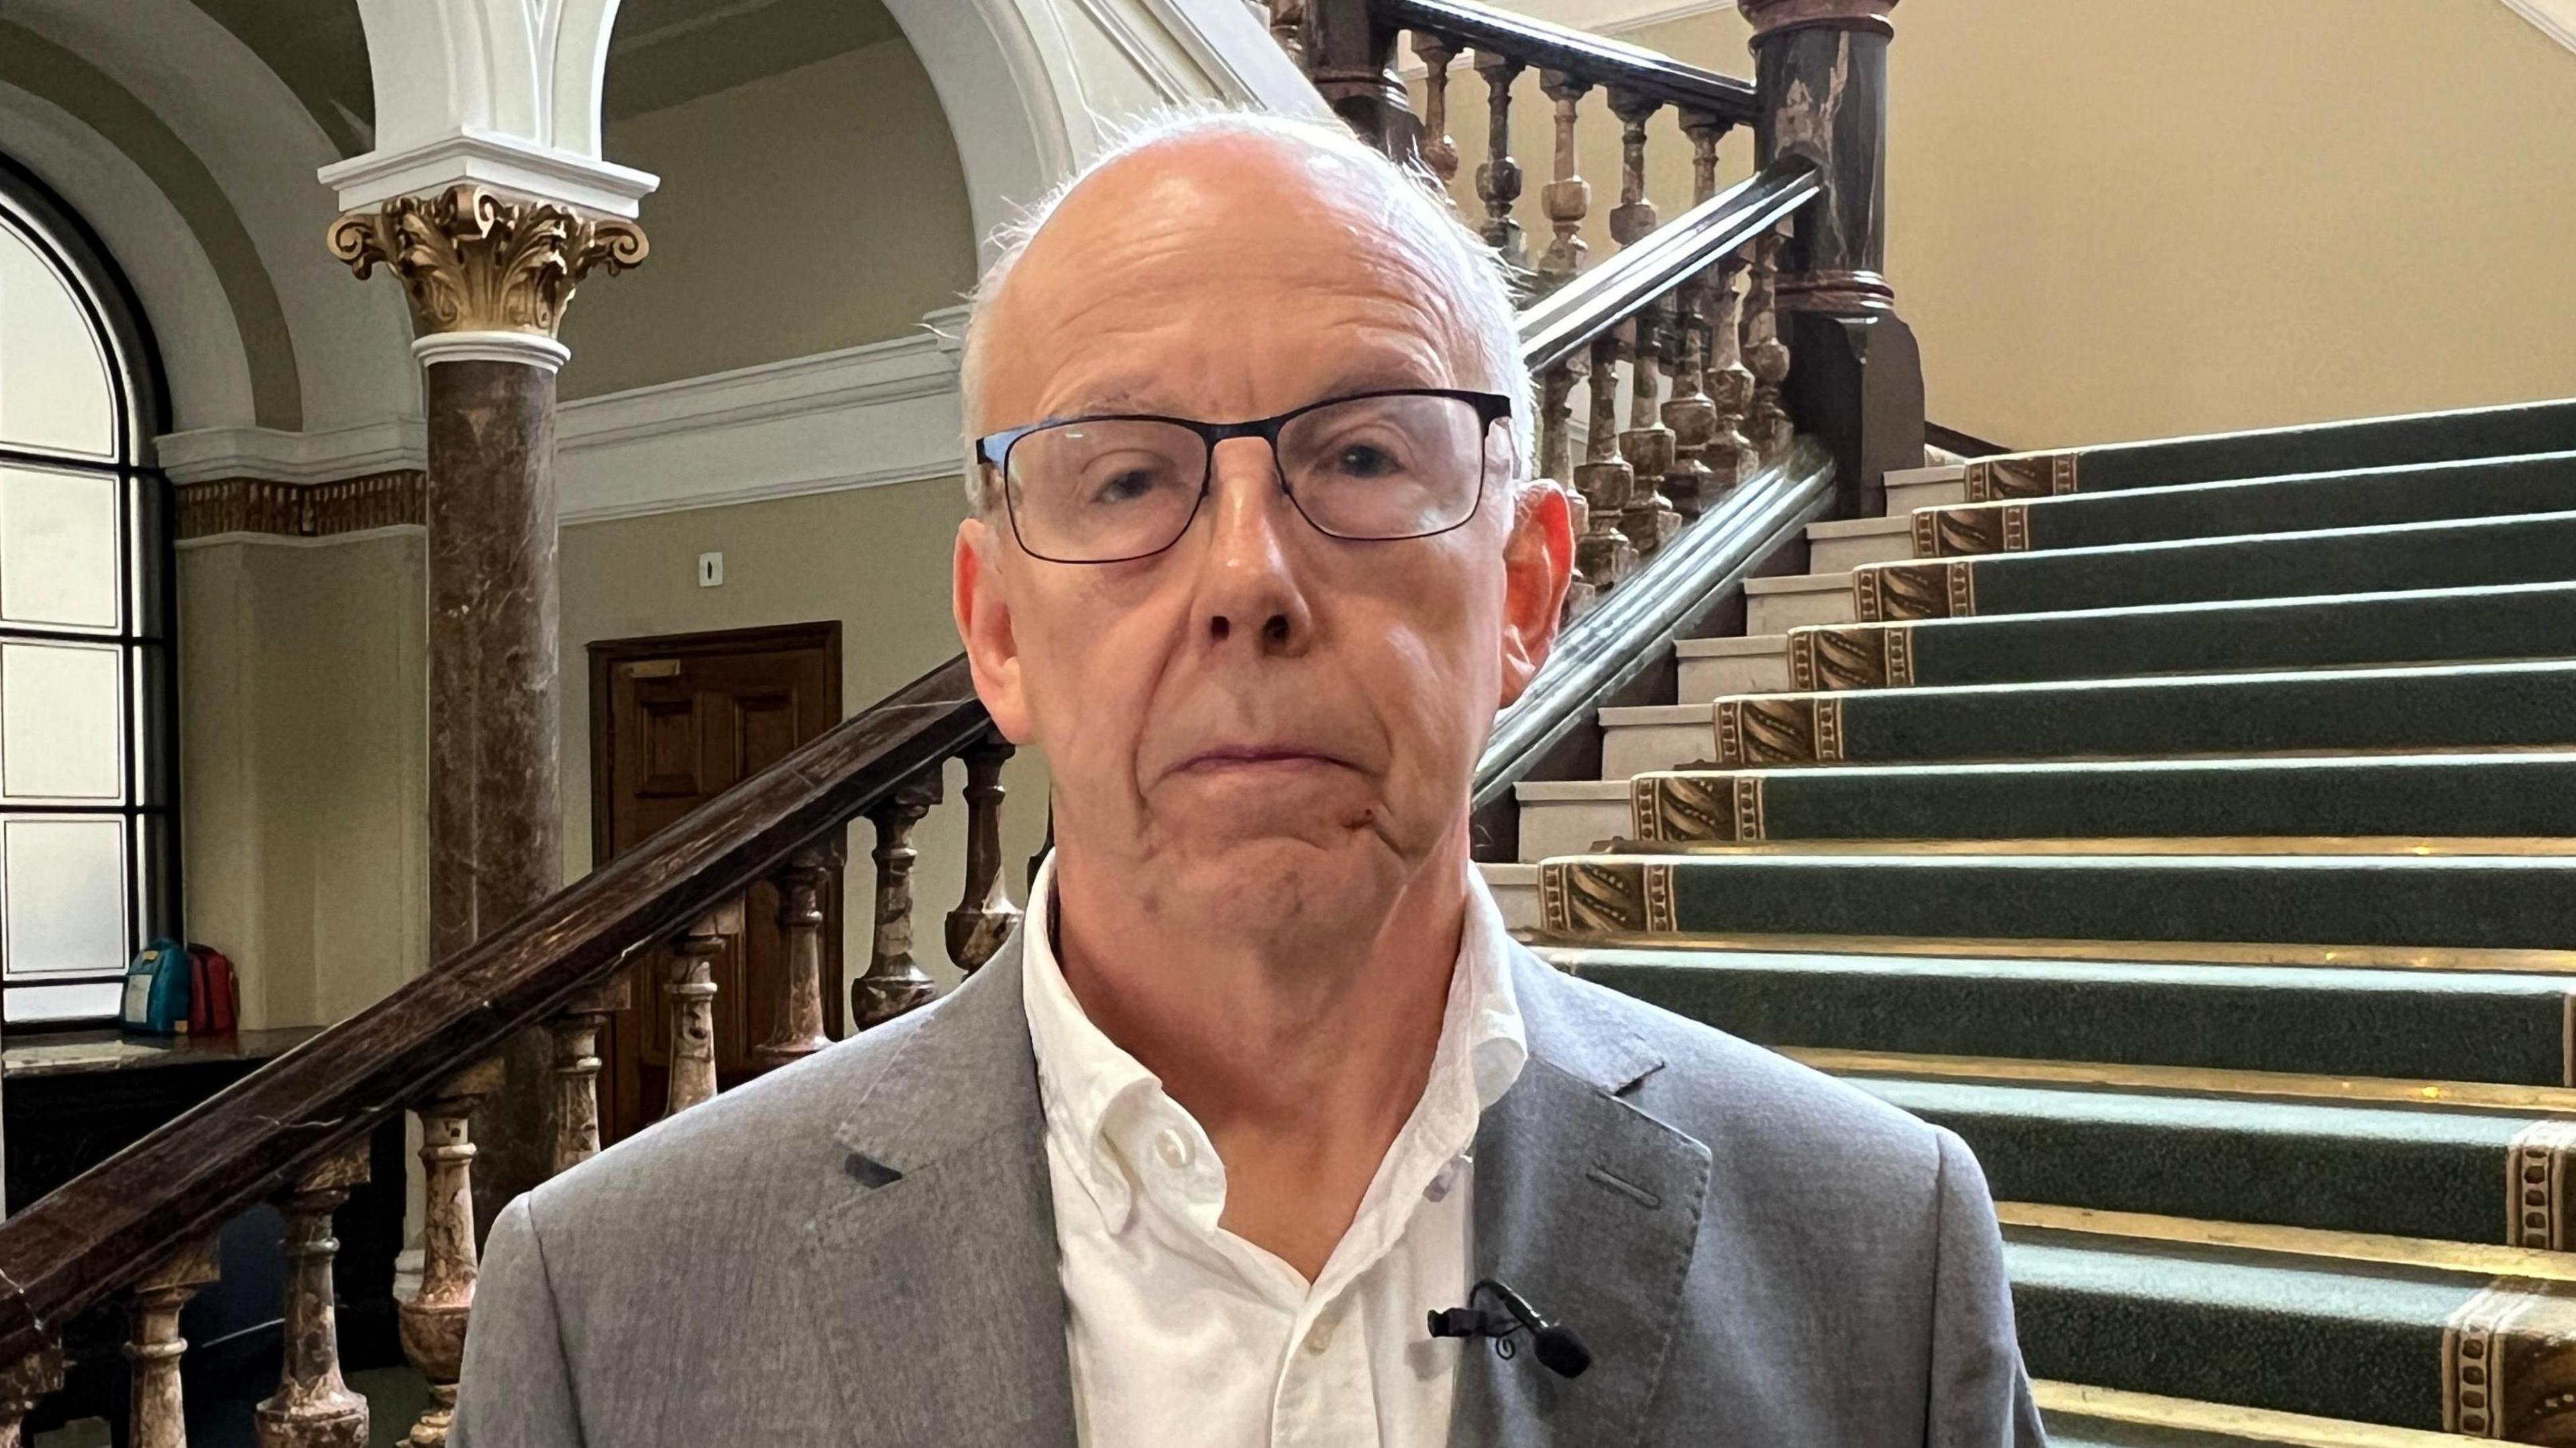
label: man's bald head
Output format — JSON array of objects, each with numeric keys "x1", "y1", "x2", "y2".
[{"x1": 957, "y1": 110, "x2": 1529, "y2": 508}]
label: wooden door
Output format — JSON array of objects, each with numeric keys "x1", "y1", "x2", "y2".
[{"x1": 588, "y1": 622, "x2": 842, "y2": 1145}]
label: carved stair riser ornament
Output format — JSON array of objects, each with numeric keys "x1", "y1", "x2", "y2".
[
  {"x1": 1854, "y1": 561, "x2": 1975, "y2": 622},
  {"x1": 127, "y1": 1235, "x2": 222, "y2": 1448},
  {"x1": 947, "y1": 739, "x2": 1024, "y2": 974},
  {"x1": 402, "y1": 1057, "x2": 500, "y2": 1448},
  {"x1": 2508, "y1": 1120, "x2": 2576, "y2": 1251},
  {"x1": 1539, "y1": 859, "x2": 1677, "y2": 935},
  {"x1": 751, "y1": 848, "x2": 836, "y2": 1069},
  {"x1": 1912, "y1": 504, "x2": 2030, "y2": 557},
  {"x1": 2444, "y1": 1282, "x2": 2576, "y2": 1441},
  {"x1": 1962, "y1": 451, "x2": 2080, "y2": 502},
  {"x1": 0, "y1": 1347, "x2": 63, "y2": 1448},
  {"x1": 329, "y1": 184, "x2": 647, "y2": 340},
  {"x1": 1790, "y1": 624, "x2": 1915, "y2": 690},
  {"x1": 1715, "y1": 695, "x2": 1845, "y2": 765},
  {"x1": 259, "y1": 1144, "x2": 372, "y2": 1448},
  {"x1": 853, "y1": 777, "x2": 943, "y2": 1028},
  {"x1": 1630, "y1": 773, "x2": 1766, "y2": 844}
]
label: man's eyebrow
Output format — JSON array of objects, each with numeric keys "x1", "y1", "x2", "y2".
[{"x1": 1049, "y1": 370, "x2": 1452, "y2": 425}]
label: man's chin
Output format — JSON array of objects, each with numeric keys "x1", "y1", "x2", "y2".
[{"x1": 1152, "y1": 832, "x2": 1399, "y2": 928}]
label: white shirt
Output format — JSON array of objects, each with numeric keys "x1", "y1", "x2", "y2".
[{"x1": 1020, "y1": 854, "x2": 1528, "y2": 1448}]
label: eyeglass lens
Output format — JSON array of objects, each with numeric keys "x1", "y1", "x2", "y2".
[{"x1": 1005, "y1": 392, "x2": 1497, "y2": 563}]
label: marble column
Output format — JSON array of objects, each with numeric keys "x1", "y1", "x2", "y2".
[
  {"x1": 329, "y1": 187, "x2": 645, "y2": 1234},
  {"x1": 1743, "y1": 0, "x2": 1922, "y2": 519}
]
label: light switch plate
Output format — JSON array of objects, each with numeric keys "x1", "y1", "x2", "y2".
[{"x1": 698, "y1": 551, "x2": 724, "y2": 588}]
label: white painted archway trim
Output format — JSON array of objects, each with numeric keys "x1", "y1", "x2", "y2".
[{"x1": 2500, "y1": 0, "x2": 2576, "y2": 51}]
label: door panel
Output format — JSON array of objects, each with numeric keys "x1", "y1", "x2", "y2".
[{"x1": 588, "y1": 624, "x2": 841, "y2": 1145}]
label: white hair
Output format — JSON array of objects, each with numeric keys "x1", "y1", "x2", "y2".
[{"x1": 954, "y1": 105, "x2": 1534, "y2": 512}]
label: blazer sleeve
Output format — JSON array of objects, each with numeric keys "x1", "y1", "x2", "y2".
[
  {"x1": 1925, "y1": 1127, "x2": 2049, "y2": 1447},
  {"x1": 449, "y1": 1192, "x2": 589, "y2": 1448}
]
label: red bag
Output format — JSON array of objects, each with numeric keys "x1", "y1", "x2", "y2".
[{"x1": 186, "y1": 944, "x2": 238, "y2": 1036}]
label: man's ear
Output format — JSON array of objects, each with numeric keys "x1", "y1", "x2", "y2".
[
  {"x1": 1497, "y1": 481, "x2": 1573, "y2": 708},
  {"x1": 953, "y1": 512, "x2": 1034, "y2": 742}
]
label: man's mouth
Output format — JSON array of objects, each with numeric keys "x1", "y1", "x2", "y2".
[{"x1": 1175, "y1": 744, "x2": 1352, "y2": 773}]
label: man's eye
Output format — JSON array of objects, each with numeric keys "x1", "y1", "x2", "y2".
[
  {"x1": 1333, "y1": 443, "x2": 1402, "y2": 478},
  {"x1": 1092, "y1": 469, "x2": 1161, "y2": 503}
]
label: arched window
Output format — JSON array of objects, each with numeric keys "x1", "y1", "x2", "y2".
[{"x1": 0, "y1": 165, "x2": 174, "y2": 1025}]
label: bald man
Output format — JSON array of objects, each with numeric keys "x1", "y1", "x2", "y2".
[{"x1": 453, "y1": 112, "x2": 2042, "y2": 1448}]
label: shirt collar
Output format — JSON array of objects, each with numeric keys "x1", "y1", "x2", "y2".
[{"x1": 1018, "y1": 850, "x2": 1530, "y2": 1236}]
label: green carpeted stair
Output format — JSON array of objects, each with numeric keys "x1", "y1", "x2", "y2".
[{"x1": 1507, "y1": 397, "x2": 2576, "y2": 1443}]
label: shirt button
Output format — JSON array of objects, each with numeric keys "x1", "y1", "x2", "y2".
[
  {"x1": 1153, "y1": 1128, "x2": 1193, "y2": 1170},
  {"x1": 1305, "y1": 1316, "x2": 1336, "y2": 1355}
]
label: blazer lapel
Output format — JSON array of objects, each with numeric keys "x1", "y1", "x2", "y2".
[
  {"x1": 792, "y1": 940, "x2": 1077, "y2": 1448},
  {"x1": 1450, "y1": 948, "x2": 1714, "y2": 1447}
]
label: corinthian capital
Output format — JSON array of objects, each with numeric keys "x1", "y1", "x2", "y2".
[{"x1": 327, "y1": 184, "x2": 647, "y2": 341}]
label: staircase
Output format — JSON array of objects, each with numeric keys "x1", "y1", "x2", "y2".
[{"x1": 1492, "y1": 398, "x2": 2576, "y2": 1445}]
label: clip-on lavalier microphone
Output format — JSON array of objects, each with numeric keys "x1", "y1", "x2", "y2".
[{"x1": 1427, "y1": 1278, "x2": 1592, "y2": 1379}]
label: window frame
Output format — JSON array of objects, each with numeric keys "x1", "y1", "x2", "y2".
[{"x1": 0, "y1": 154, "x2": 179, "y2": 1029}]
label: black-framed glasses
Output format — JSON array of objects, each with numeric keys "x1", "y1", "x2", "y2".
[{"x1": 975, "y1": 387, "x2": 1514, "y2": 565}]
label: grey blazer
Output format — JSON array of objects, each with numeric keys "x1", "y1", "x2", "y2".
[{"x1": 453, "y1": 939, "x2": 2044, "y2": 1446}]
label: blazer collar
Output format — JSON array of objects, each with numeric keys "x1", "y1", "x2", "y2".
[
  {"x1": 1449, "y1": 945, "x2": 1712, "y2": 1447},
  {"x1": 793, "y1": 938, "x2": 1078, "y2": 1448}
]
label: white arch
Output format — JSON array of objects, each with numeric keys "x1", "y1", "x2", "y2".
[
  {"x1": 9, "y1": 0, "x2": 421, "y2": 439},
  {"x1": 0, "y1": 82, "x2": 257, "y2": 436}
]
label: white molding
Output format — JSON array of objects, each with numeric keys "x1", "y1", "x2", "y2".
[
  {"x1": 177, "y1": 524, "x2": 425, "y2": 551},
  {"x1": 319, "y1": 130, "x2": 659, "y2": 217},
  {"x1": 155, "y1": 418, "x2": 427, "y2": 484},
  {"x1": 553, "y1": 309, "x2": 971, "y2": 524},
  {"x1": 1130, "y1": 0, "x2": 1336, "y2": 113},
  {"x1": 2500, "y1": 0, "x2": 2576, "y2": 52},
  {"x1": 413, "y1": 330, "x2": 572, "y2": 371}
]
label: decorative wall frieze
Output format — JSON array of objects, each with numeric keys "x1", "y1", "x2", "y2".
[
  {"x1": 1854, "y1": 560, "x2": 1974, "y2": 621},
  {"x1": 2443, "y1": 1280, "x2": 2576, "y2": 1441},
  {"x1": 1912, "y1": 502, "x2": 2030, "y2": 558},
  {"x1": 328, "y1": 184, "x2": 647, "y2": 343},
  {"x1": 1789, "y1": 623, "x2": 1915, "y2": 691},
  {"x1": 1538, "y1": 858, "x2": 1676, "y2": 934},
  {"x1": 1715, "y1": 695, "x2": 1845, "y2": 765},
  {"x1": 1963, "y1": 451, "x2": 2080, "y2": 502},
  {"x1": 174, "y1": 471, "x2": 427, "y2": 541}
]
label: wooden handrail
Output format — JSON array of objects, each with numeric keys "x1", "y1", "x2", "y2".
[
  {"x1": 0, "y1": 657, "x2": 990, "y2": 1365},
  {"x1": 1379, "y1": 0, "x2": 1759, "y2": 121}
]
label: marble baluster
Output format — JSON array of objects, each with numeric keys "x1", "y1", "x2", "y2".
[
  {"x1": 1267, "y1": 0, "x2": 1306, "y2": 64},
  {"x1": 852, "y1": 777, "x2": 943, "y2": 1029},
  {"x1": 400, "y1": 1057, "x2": 500, "y2": 1448},
  {"x1": 258, "y1": 1144, "x2": 372, "y2": 1448},
  {"x1": 1743, "y1": 231, "x2": 1794, "y2": 457},
  {"x1": 751, "y1": 846, "x2": 837, "y2": 1069},
  {"x1": 1700, "y1": 252, "x2": 1760, "y2": 493},
  {"x1": 126, "y1": 1236, "x2": 221, "y2": 1448},
  {"x1": 1411, "y1": 33, "x2": 1461, "y2": 187},
  {"x1": 1607, "y1": 89, "x2": 1678, "y2": 555},
  {"x1": 1573, "y1": 333, "x2": 1638, "y2": 591},
  {"x1": 1535, "y1": 70, "x2": 1592, "y2": 292},
  {"x1": 659, "y1": 907, "x2": 729, "y2": 1118},
  {"x1": 1660, "y1": 112, "x2": 1732, "y2": 515},
  {"x1": 946, "y1": 739, "x2": 1024, "y2": 975},
  {"x1": 0, "y1": 1347, "x2": 63, "y2": 1448},
  {"x1": 547, "y1": 976, "x2": 625, "y2": 1176},
  {"x1": 1539, "y1": 357, "x2": 1594, "y2": 617},
  {"x1": 1472, "y1": 51, "x2": 1528, "y2": 284}
]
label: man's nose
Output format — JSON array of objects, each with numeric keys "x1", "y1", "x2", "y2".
[{"x1": 1193, "y1": 436, "x2": 1315, "y2": 653}]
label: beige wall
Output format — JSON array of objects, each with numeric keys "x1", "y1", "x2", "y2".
[
  {"x1": 555, "y1": 38, "x2": 980, "y2": 400},
  {"x1": 1437, "y1": 0, "x2": 2576, "y2": 449},
  {"x1": 559, "y1": 478, "x2": 1050, "y2": 993},
  {"x1": 178, "y1": 530, "x2": 429, "y2": 1031}
]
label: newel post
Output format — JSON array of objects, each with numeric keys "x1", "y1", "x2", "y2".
[
  {"x1": 1743, "y1": 0, "x2": 1923, "y2": 520},
  {"x1": 1303, "y1": 0, "x2": 1426, "y2": 166}
]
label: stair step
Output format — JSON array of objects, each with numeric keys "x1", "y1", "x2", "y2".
[
  {"x1": 1921, "y1": 451, "x2": 2576, "y2": 557},
  {"x1": 1535, "y1": 850, "x2": 2576, "y2": 953},
  {"x1": 1806, "y1": 513, "x2": 1917, "y2": 570},
  {"x1": 1851, "y1": 1074, "x2": 2553, "y2": 1247},
  {"x1": 2002, "y1": 1207, "x2": 2576, "y2": 1436},
  {"x1": 1512, "y1": 779, "x2": 1626, "y2": 862},
  {"x1": 1479, "y1": 862, "x2": 1538, "y2": 934},
  {"x1": 1551, "y1": 948, "x2": 2573, "y2": 1084},
  {"x1": 1784, "y1": 582, "x2": 2576, "y2": 692},
  {"x1": 1854, "y1": 510, "x2": 2576, "y2": 622},
  {"x1": 1674, "y1": 632, "x2": 1788, "y2": 700},
  {"x1": 1998, "y1": 396, "x2": 2576, "y2": 498},
  {"x1": 1887, "y1": 462, "x2": 1969, "y2": 514},
  {"x1": 1625, "y1": 753, "x2": 2576, "y2": 844},
  {"x1": 1609, "y1": 659, "x2": 2576, "y2": 771},
  {"x1": 1745, "y1": 569, "x2": 1856, "y2": 631},
  {"x1": 2034, "y1": 1381, "x2": 2485, "y2": 1448}
]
